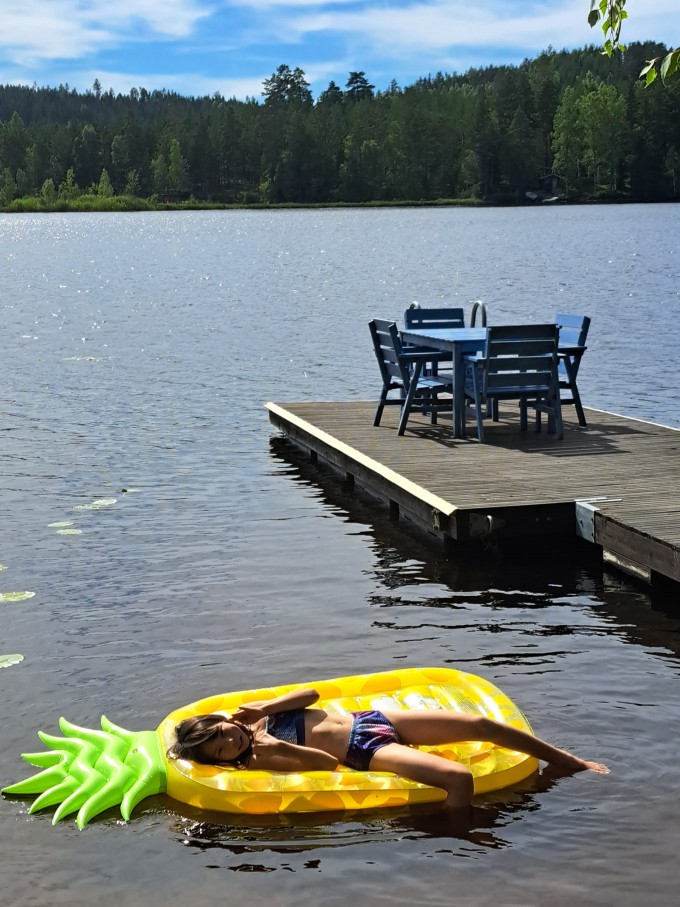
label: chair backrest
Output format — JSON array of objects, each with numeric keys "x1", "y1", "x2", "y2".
[
  {"x1": 404, "y1": 306, "x2": 465, "y2": 331},
  {"x1": 556, "y1": 313, "x2": 590, "y2": 379},
  {"x1": 369, "y1": 319, "x2": 410, "y2": 389},
  {"x1": 483, "y1": 324, "x2": 559, "y2": 397}
]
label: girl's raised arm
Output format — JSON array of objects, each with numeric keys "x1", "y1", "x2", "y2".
[{"x1": 231, "y1": 688, "x2": 319, "y2": 722}]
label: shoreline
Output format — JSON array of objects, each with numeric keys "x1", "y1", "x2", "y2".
[{"x1": 1, "y1": 195, "x2": 676, "y2": 214}]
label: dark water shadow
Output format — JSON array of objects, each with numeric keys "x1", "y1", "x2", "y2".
[
  {"x1": 268, "y1": 434, "x2": 680, "y2": 660},
  {"x1": 156, "y1": 774, "x2": 560, "y2": 861}
]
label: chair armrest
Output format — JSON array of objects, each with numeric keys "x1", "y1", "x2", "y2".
[
  {"x1": 401, "y1": 346, "x2": 450, "y2": 360},
  {"x1": 398, "y1": 350, "x2": 447, "y2": 363},
  {"x1": 462, "y1": 352, "x2": 484, "y2": 363}
]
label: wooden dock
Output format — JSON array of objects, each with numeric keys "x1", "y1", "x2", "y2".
[{"x1": 266, "y1": 401, "x2": 680, "y2": 588}]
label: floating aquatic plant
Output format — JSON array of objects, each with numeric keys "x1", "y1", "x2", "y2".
[
  {"x1": 0, "y1": 591, "x2": 36, "y2": 603},
  {"x1": 0, "y1": 654, "x2": 24, "y2": 669},
  {"x1": 2, "y1": 717, "x2": 166, "y2": 830},
  {"x1": 47, "y1": 520, "x2": 82, "y2": 535},
  {"x1": 74, "y1": 498, "x2": 117, "y2": 511}
]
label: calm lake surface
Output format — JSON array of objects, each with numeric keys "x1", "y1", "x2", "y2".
[{"x1": 1, "y1": 205, "x2": 679, "y2": 906}]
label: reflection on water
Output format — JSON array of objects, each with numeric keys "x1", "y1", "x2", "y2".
[
  {"x1": 160, "y1": 763, "x2": 579, "y2": 867},
  {"x1": 169, "y1": 801, "x2": 521, "y2": 858},
  {"x1": 269, "y1": 435, "x2": 680, "y2": 663}
]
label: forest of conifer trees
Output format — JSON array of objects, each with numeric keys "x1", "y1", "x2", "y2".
[{"x1": 1, "y1": 42, "x2": 678, "y2": 210}]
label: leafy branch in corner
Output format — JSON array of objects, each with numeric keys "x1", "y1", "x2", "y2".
[{"x1": 588, "y1": 0, "x2": 679, "y2": 85}]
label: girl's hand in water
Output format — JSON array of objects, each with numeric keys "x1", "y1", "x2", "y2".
[
  {"x1": 582, "y1": 760, "x2": 610, "y2": 774},
  {"x1": 543, "y1": 757, "x2": 610, "y2": 780}
]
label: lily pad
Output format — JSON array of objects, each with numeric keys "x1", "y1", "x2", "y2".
[
  {"x1": 48, "y1": 520, "x2": 73, "y2": 528},
  {"x1": 56, "y1": 528, "x2": 82, "y2": 535},
  {"x1": 0, "y1": 591, "x2": 36, "y2": 603},
  {"x1": 75, "y1": 498, "x2": 117, "y2": 510},
  {"x1": 0, "y1": 654, "x2": 24, "y2": 669}
]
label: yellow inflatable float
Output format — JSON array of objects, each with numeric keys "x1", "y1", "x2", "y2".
[{"x1": 3, "y1": 667, "x2": 538, "y2": 828}]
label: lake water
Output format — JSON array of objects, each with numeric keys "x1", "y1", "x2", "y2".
[{"x1": 1, "y1": 205, "x2": 679, "y2": 906}]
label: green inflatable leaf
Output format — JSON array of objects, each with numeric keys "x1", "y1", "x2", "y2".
[{"x1": 2, "y1": 716, "x2": 167, "y2": 829}]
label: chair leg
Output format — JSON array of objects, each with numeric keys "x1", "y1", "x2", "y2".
[
  {"x1": 562, "y1": 355, "x2": 587, "y2": 426},
  {"x1": 374, "y1": 389, "x2": 388, "y2": 426},
  {"x1": 473, "y1": 371, "x2": 485, "y2": 443},
  {"x1": 572, "y1": 386, "x2": 587, "y2": 426},
  {"x1": 398, "y1": 363, "x2": 424, "y2": 436}
]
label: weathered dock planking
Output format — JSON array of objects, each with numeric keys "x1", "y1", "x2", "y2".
[{"x1": 266, "y1": 401, "x2": 680, "y2": 588}]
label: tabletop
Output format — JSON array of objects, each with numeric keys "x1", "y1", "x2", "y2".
[{"x1": 400, "y1": 327, "x2": 488, "y2": 349}]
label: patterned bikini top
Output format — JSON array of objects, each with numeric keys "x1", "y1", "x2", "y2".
[{"x1": 265, "y1": 709, "x2": 306, "y2": 745}]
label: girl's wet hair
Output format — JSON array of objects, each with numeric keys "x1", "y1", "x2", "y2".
[{"x1": 166, "y1": 714, "x2": 253, "y2": 769}]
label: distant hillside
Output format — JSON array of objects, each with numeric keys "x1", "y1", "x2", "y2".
[{"x1": 1, "y1": 42, "x2": 678, "y2": 208}]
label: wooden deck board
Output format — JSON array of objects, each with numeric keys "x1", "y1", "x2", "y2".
[{"x1": 266, "y1": 400, "x2": 680, "y2": 585}]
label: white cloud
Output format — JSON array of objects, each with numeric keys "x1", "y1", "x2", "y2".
[
  {"x1": 69, "y1": 68, "x2": 266, "y2": 99},
  {"x1": 230, "y1": 0, "x2": 355, "y2": 7},
  {"x1": 84, "y1": 0, "x2": 212, "y2": 36},
  {"x1": 0, "y1": 0, "x2": 211, "y2": 66},
  {"x1": 285, "y1": 1, "x2": 594, "y2": 54},
  {"x1": 0, "y1": 0, "x2": 677, "y2": 100},
  {"x1": 1, "y1": 5, "x2": 109, "y2": 64},
  {"x1": 77, "y1": 57, "x2": 351, "y2": 98}
]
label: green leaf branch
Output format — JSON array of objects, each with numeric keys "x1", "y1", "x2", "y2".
[{"x1": 589, "y1": 1, "x2": 678, "y2": 84}]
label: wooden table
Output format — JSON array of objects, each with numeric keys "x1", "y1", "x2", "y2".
[
  {"x1": 401, "y1": 327, "x2": 487, "y2": 438},
  {"x1": 402, "y1": 326, "x2": 587, "y2": 438}
]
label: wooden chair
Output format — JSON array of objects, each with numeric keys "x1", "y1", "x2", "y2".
[
  {"x1": 463, "y1": 324, "x2": 563, "y2": 443},
  {"x1": 404, "y1": 306, "x2": 466, "y2": 331},
  {"x1": 403, "y1": 306, "x2": 466, "y2": 374},
  {"x1": 369, "y1": 319, "x2": 454, "y2": 435},
  {"x1": 556, "y1": 312, "x2": 591, "y2": 427}
]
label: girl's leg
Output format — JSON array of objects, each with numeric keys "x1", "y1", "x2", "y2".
[
  {"x1": 368, "y1": 742, "x2": 474, "y2": 811},
  {"x1": 382, "y1": 711, "x2": 608, "y2": 774}
]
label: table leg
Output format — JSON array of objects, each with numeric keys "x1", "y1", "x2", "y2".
[{"x1": 452, "y1": 345, "x2": 464, "y2": 438}]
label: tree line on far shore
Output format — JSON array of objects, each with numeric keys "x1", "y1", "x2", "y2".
[{"x1": 1, "y1": 42, "x2": 679, "y2": 210}]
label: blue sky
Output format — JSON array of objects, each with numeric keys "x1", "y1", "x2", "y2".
[{"x1": 1, "y1": 1, "x2": 677, "y2": 101}]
